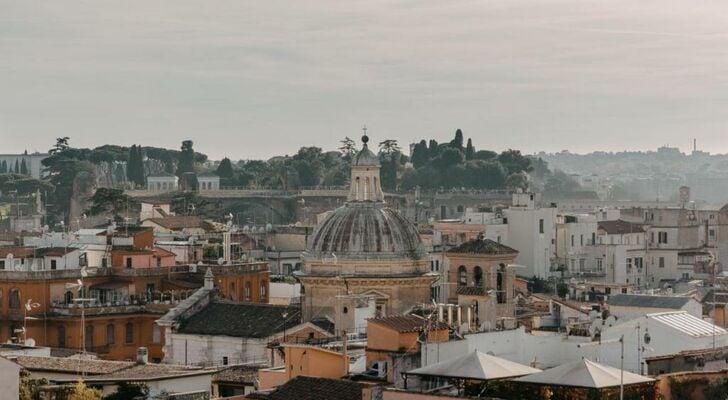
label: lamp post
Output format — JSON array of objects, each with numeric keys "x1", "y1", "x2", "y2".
[
  {"x1": 282, "y1": 312, "x2": 288, "y2": 343},
  {"x1": 636, "y1": 322, "x2": 651, "y2": 375}
]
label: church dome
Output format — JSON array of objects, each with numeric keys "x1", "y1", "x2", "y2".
[{"x1": 306, "y1": 202, "x2": 425, "y2": 260}]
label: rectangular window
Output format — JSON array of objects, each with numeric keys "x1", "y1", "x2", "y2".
[
  {"x1": 592, "y1": 232, "x2": 596, "y2": 245},
  {"x1": 596, "y1": 258, "x2": 603, "y2": 271},
  {"x1": 125, "y1": 257, "x2": 132, "y2": 269},
  {"x1": 51, "y1": 260, "x2": 57, "y2": 270},
  {"x1": 626, "y1": 258, "x2": 632, "y2": 272},
  {"x1": 580, "y1": 235, "x2": 584, "y2": 246},
  {"x1": 659, "y1": 257, "x2": 665, "y2": 268},
  {"x1": 0, "y1": 260, "x2": 4, "y2": 270},
  {"x1": 539, "y1": 219, "x2": 544, "y2": 234},
  {"x1": 579, "y1": 259, "x2": 585, "y2": 271},
  {"x1": 571, "y1": 235, "x2": 574, "y2": 247},
  {"x1": 658, "y1": 232, "x2": 668, "y2": 244},
  {"x1": 156, "y1": 257, "x2": 162, "y2": 267}
]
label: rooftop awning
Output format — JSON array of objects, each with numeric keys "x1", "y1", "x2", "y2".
[
  {"x1": 513, "y1": 359, "x2": 654, "y2": 389},
  {"x1": 407, "y1": 350, "x2": 541, "y2": 381}
]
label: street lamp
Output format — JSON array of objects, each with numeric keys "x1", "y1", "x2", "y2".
[{"x1": 282, "y1": 312, "x2": 288, "y2": 343}]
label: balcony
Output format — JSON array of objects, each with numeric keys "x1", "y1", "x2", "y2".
[{"x1": 49, "y1": 294, "x2": 186, "y2": 317}]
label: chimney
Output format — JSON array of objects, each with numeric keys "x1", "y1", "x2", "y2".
[
  {"x1": 204, "y1": 268, "x2": 214, "y2": 290},
  {"x1": 136, "y1": 347, "x2": 148, "y2": 364}
]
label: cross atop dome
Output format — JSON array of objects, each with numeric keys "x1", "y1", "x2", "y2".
[{"x1": 362, "y1": 125, "x2": 369, "y2": 145}]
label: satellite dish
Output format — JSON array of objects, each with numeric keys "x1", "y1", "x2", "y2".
[
  {"x1": 25, "y1": 338, "x2": 36, "y2": 347},
  {"x1": 217, "y1": 257, "x2": 224, "y2": 265}
]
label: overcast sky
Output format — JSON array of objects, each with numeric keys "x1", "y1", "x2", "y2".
[{"x1": 3, "y1": 1, "x2": 728, "y2": 160}]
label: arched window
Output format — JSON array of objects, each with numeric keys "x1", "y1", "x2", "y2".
[
  {"x1": 125, "y1": 322, "x2": 134, "y2": 344},
  {"x1": 364, "y1": 177, "x2": 370, "y2": 200},
  {"x1": 85, "y1": 325, "x2": 94, "y2": 350},
  {"x1": 106, "y1": 324, "x2": 115, "y2": 345},
  {"x1": 58, "y1": 325, "x2": 66, "y2": 348},
  {"x1": 244, "y1": 282, "x2": 251, "y2": 301},
  {"x1": 64, "y1": 291, "x2": 74, "y2": 305},
  {"x1": 9, "y1": 289, "x2": 20, "y2": 309},
  {"x1": 229, "y1": 282, "x2": 236, "y2": 300},
  {"x1": 260, "y1": 281, "x2": 267, "y2": 300},
  {"x1": 355, "y1": 177, "x2": 361, "y2": 200},
  {"x1": 497, "y1": 264, "x2": 506, "y2": 304},
  {"x1": 458, "y1": 266, "x2": 467, "y2": 287},
  {"x1": 474, "y1": 266, "x2": 483, "y2": 287},
  {"x1": 152, "y1": 324, "x2": 161, "y2": 344}
]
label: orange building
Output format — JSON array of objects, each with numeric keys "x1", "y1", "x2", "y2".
[
  {"x1": 0, "y1": 262, "x2": 270, "y2": 362},
  {"x1": 366, "y1": 314, "x2": 450, "y2": 385},
  {"x1": 258, "y1": 344, "x2": 349, "y2": 390}
]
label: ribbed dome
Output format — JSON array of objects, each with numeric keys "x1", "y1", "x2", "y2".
[
  {"x1": 306, "y1": 202, "x2": 425, "y2": 260},
  {"x1": 352, "y1": 145, "x2": 379, "y2": 166}
]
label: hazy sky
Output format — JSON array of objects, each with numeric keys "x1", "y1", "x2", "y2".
[{"x1": 3, "y1": 1, "x2": 728, "y2": 160}]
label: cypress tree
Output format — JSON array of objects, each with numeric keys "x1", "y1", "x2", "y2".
[
  {"x1": 0, "y1": 160, "x2": 6, "y2": 173},
  {"x1": 134, "y1": 145, "x2": 145, "y2": 186},
  {"x1": 411, "y1": 140, "x2": 429, "y2": 168},
  {"x1": 428, "y1": 139, "x2": 439, "y2": 159},
  {"x1": 465, "y1": 138, "x2": 475, "y2": 160},
  {"x1": 13, "y1": 159, "x2": 19, "y2": 174},
  {"x1": 177, "y1": 140, "x2": 195, "y2": 176},
  {"x1": 20, "y1": 158, "x2": 28, "y2": 175},
  {"x1": 216, "y1": 157, "x2": 234, "y2": 179},
  {"x1": 450, "y1": 129, "x2": 464, "y2": 150},
  {"x1": 127, "y1": 145, "x2": 137, "y2": 185}
]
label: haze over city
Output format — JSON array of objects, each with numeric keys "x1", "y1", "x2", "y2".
[
  {"x1": 6, "y1": 2, "x2": 728, "y2": 399},
  {"x1": 4, "y1": 1, "x2": 728, "y2": 159}
]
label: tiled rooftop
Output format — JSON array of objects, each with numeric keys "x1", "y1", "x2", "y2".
[{"x1": 369, "y1": 314, "x2": 449, "y2": 333}]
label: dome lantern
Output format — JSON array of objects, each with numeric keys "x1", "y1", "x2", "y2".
[{"x1": 348, "y1": 129, "x2": 384, "y2": 202}]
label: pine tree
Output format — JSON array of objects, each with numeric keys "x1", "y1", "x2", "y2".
[
  {"x1": 20, "y1": 158, "x2": 28, "y2": 175},
  {"x1": 465, "y1": 138, "x2": 475, "y2": 160}
]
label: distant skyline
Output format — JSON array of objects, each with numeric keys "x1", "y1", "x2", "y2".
[{"x1": 3, "y1": 1, "x2": 728, "y2": 160}]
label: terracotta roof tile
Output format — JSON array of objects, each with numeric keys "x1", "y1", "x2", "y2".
[
  {"x1": 265, "y1": 376, "x2": 366, "y2": 400},
  {"x1": 368, "y1": 314, "x2": 448, "y2": 333},
  {"x1": 598, "y1": 220, "x2": 644, "y2": 235},
  {"x1": 447, "y1": 238, "x2": 518, "y2": 255}
]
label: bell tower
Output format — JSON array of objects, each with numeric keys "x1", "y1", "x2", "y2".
[{"x1": 347, "y1": 128, "x2": 384, "y2": 203}]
